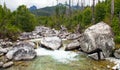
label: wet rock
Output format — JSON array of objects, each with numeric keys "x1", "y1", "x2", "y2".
[
  {"x1": 88, "y1": 52, "x2": 105, "y2": 60},
  {"x1": 114, "y1": 49, "x2": 120, "y2": 59},
  {"x1": 79, "y1": 22, "x2": 115, "y2": 59},
  {"x1": 65, "y1": 40, "x2": 80, "y2": 50},
  {"x1": 2, "y1": 61, "x2": 13, "y2": 68},
  {"x1": 6, "y1": 42, "x2": 36, "y2": 60},
  {"x1": 0, "y1": 62, "x2": 3, "y2": 67},
  {"x1": 41, "y1": 36, "x2": 62, "y2": 50}
]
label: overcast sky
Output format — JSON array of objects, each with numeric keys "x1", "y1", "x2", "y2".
[{"x1": 0, "y1": 0, "x2": 102, "y2": 11}]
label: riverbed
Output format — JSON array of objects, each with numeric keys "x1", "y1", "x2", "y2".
[{"x1": 5, "y1": 48, "x2": 114, "y2": 70}]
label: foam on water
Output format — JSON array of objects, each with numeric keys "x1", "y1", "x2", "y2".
[{"x1": 35, "y1": 48, "x2": 78, "y2": 63}]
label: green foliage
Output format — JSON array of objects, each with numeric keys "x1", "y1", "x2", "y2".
[
  {"x1": 115, "y1": 0, "x2": 120, "y2": 16},
  {"x1": 13, "y1": 5, "x2": 38, "y2": 32},
  {"x1": 0, "y1": 24, "x2": 21, "y2": 40},
  {"x1": 0, "y1": 4, "x2": 38, "y2": 40},
  {"x1": 0, "y1": 0, "x2": 120, "y2": 43},
  {"x1": 95, "y1": 2, "x2": 106, "y2": 23},
  {"x1": 111, "y1": 16, "x2": 120, "y2": 43},
  {"x1": 82, "y1": 7, "x2": 92, "y2": 25}
]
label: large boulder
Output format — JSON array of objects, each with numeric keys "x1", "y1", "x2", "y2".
[
  {"x1": 79, "y1": 22, "x2": 115, "y2": 59},
  {"x1": 6, "y1": 42, "x2": 36, "y2": 60},
  {"x1": 41, "y1": 36, "x2": 62, "y2": 50}
]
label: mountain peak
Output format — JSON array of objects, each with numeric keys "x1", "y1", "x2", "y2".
[{"x1": 29, "y1": 5, "x2": 37, "y2": 11}]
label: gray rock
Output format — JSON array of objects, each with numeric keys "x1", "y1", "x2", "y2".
[
  {"x1": 34, "y1": 26, "x2": 58, "y2": 37},
  {"x1": 88, "y1": 52, "x2": 105, "y2": 60},
  {"x1": 0, "y1": 62, "x2": 3, "y2": 67},
  {"x1": 2, "y1": 61, "x2": 13, "y2": 68},
  {"x1": 114, "y1": 49, "x2": 120, "y2": 59},
  {"x1": 0, "y1": 47, "x2": 8, "y2": 53},
  {"x1": 66, "y1": 33, "x2": 81, "y2": 40},
  {"x1": 6, "y1": 42, "x2": 36, "y2": 60},
  {"x1": 41, "y1": 36, "x2": 62, "y2": 50},
  {"x1": 65, "y1": 40, "x2": 80, "y2": 50},
  {"x1": 58, "y1": 25, "x2": 69, "y2": 39},
  {"x1": 79, "y1": 22, "x2": 115, "y2": 59}
]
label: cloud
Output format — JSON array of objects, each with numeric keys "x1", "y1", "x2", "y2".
[{"x1": 0, "y1": 0, "x2": 100, "y2": 11}]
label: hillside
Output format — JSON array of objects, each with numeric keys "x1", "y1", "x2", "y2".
[{"x1": 30, "y1": 4, "x2": 81, "y2": 16}]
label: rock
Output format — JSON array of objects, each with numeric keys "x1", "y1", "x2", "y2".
[
  {"x1": 66, "y1": 33, "x2": 81, "y2": 40},
  {"x1": 2, "y1": 61, "x2": 13, "y2": 68},
  {"x1": 58, "y1": 25, "x2": 70, "y2": 39},
  {"x1": 79, "y1": 22, "x2": 115, "y2": 59},
  {"x1": 107, "y1": 65, "x2": 110, "y2": 69},
  {"x1": 34, "y1": 26, "x2": 58, "y2": 37},
  {"x1": 114, "y1": 49, "x2": 120, "y2": 59},
  {"x1": 0, "y1": 53, "x2": 4, "y2": 56},
  {"x1": 65, "y1": 40, "x2": 80, "y2": 50},
  {"x1": 112, "y1": 63, "x2": 120, "y2": 70},
  {"x1": 0, "y1": 41, "x2": 13, "y2": 48},
  {"x1": 0, "y1": 62, "x2": 3, "y2": 67},
  {"x1": 41, "y1": 36, "x2": 62, "y2": 50},
  {"x1": 88, "y1": 52, "x2": 105, "y2": 60},
  {"x1": 0, "y1": 47, "x2": 8, "y2": 53},
  {"x1": 6, "y1": 42, "x2": 36, "y2": 60},
  {"x1": 15, "y1": 41, "x2": 35, "y2": 49}
]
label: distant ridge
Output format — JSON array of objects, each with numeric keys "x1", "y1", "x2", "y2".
[{"x1": 29, "y1": 3, "x2": 81, "y2": 16}]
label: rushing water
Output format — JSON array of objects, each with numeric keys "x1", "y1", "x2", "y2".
[
  {"x1": 4, "y1": 39, "x2": 114, "y2": 70},
  {"x1": 5, "y1": 47, "x2": 114, "y2": 70}
]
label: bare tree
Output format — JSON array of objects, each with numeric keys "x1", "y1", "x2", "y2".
[
  {"x1": 111, "y1": 0, "x2": 114, "y2": 21},
  {"x1": 77, "y1": 0, "x2": 80, "y2": 9},
  {"x1": 81, "y1": 0, "x2": 83, "y2": 10},
  {"x1": 92, "y1": 0, "x2": 95, "y2": 24},
  {"x1": 69, "y1": 0, "x2": 72, "y2": 15}
]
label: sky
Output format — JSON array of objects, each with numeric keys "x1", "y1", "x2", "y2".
[{"x1": 0, "y1": 0, "x2": 102, "y2": 11}]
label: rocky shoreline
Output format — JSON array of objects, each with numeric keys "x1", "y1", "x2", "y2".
[{"x1": 0, "y1": 22, "x2": 120, "y2": 69}]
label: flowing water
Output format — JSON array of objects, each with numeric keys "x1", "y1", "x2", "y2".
[
  {"x1": 5, "y1": 48, "x2": 114, "y2": 70},
  {"x1": 4, "y1": 39, "x2": 114, "y2": 70}
]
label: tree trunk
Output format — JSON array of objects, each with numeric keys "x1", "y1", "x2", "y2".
[
  {"x1": 69, "y1": 0, "x2": 71, "y2": 16},
  {"x1": 111, "y1": 0, "x2": 114, "y2": 21},
  {"x1": 92, "y1": 0, "x2": 95, "y2": 24}
]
